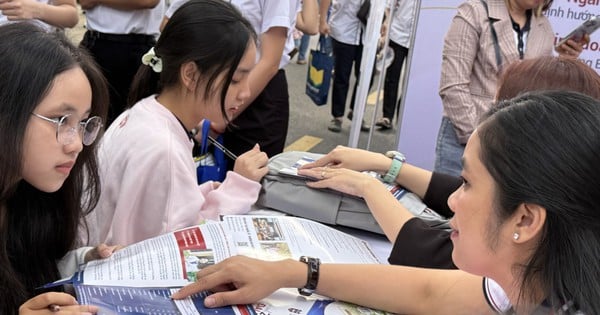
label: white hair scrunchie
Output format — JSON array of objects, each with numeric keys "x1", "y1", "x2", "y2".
[{"x1": 141, "y1": 47, "x2": 163, "y2": 73}]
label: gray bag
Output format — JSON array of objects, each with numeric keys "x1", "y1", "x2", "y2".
[{"x1": 255, "y1": 151, "x2": 445, "y2": 234}]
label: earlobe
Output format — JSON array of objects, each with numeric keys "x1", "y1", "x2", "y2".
[{"x1": 513, "y1": 203, "x2": 547, "y2": 243}]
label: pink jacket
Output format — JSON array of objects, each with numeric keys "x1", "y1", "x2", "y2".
[{"x1": 84, "y1": 96, "x2": 261, "y2": 246}]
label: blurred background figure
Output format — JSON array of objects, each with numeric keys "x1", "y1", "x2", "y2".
[
  {"x1": 375, "y1": 0, "x2": 416, "y2": 131},
  {"x1": 434, "y1": 0, "x2": 585, "y2": 177},
  {"x1": 222, "y1": 0, "x2": 302, "y2": 158},
  {"x1": 79, "y1": 0, "x2": 165, "y2": 126},
  {"x1": 320, "y1": 0, "x2": 370, "y2": 133},
  {"x1": 0, "y1": 0, "x2": 78, "y2": 31}
]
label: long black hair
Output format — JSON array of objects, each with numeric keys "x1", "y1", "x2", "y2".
[
  {"x1": 478, "y1": 91, "x2": 600, "y2": 314},
  {"x1": 127, "y1": 0, "x2": 257, "y2": 124},
  {"x1": 0, "y1": 23, "x2": 108, "y2": 313}
]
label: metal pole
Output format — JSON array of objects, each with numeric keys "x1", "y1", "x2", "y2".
[
  {"x1": 347, "y1": 0, "x2": 386, "y2": 148},
  {"x1": 366, "y1": 1, "x2": 396, "y2": 150}
]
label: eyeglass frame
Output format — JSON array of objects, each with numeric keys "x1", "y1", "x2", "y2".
[{"x1": 31, "y1": 112, "x2": 103, "y2": 146}]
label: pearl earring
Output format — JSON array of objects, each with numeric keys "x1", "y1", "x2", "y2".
[{"x1": 513, "y1": 232, "x2": 520, "y2": 240}]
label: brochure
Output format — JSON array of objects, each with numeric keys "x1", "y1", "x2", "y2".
[{"x1": 50, "y1": 215, "x2": 392, "y2": 315}]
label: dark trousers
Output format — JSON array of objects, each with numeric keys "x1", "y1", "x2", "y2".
[
  {"x1": 331, "y1": 38, "x2": 364, "y2": 118},
  {"x1": 80, "y1": 31, "x2": 155, "y2": 126},
  {"x1": 224, "y1": 69, "x2": 289, "y2": 161},
  {"x1": 382, "y1": 40, "x2": 409, "y2": 121}
]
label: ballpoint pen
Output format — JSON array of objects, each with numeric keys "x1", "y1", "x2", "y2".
[{"x1": 207, "y1": 136, "x2": 238, "y2": 160}]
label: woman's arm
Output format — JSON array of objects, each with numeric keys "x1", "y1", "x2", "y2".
[
  {"x1": 296, "y1": 0, "x2": 318, "y2": 35},
  {"x1": 0, "y1": 0, "x2": 78, "y2": 28},
  {"x1": 298, "y1": 167, "x2": 413, "y2": 242},
  {"x1": 301, "y1": 146, "x2": 433, "y2": 198},
  {"x1": 173, "y1": 256, "x2": 494, "y2": 315},
  {"x1": 234, "y1": 26, "x2": 287, "y2": 113}
]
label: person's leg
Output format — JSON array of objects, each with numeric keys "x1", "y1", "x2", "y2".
[
  {"x1": 330, "y1": 38, "x2": 356, "y2": 128},
  {"x1": 379, "y1": 41, "x2": 408, "y2": 129},
  {"x1": 348, "y1": 43, "x2": 363, "y2": 113},
  {"x1": 297, "y1": 34, "x2": 311, "y2": 63},
  {"x1": 347, "y1": 43, "x2": 370, "y2": 131},
  {"x1": 434, "y1": 117, "x2": 465, "y2": 177}
]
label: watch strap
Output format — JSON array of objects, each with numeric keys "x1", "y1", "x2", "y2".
[
  {"x1": 383, "y1": 153, "x2": 404, "y2": 184},
  {"x1": 298, "y1": 256, "x2": 320, "y2": 296}
]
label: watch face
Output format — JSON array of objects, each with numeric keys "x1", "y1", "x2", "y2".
[{"x1": 385, "y1": 150, "x2": 405, "y2": 161}]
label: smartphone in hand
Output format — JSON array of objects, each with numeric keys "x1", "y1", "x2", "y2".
[{"x1": 555, "y1": 15, "x2": 600, "y2": 48}]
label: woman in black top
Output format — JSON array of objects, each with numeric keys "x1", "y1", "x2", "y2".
[
  {"x1": 301, "y1": 56, "x2": 600, "y2": 271},
  {"x1": 175, "y1": 90, "x2": 600, "y2": 314}
]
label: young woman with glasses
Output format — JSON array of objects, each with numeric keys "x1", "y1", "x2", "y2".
[{"x1": 0, "y1": 23, "x2": 117, "y2": 314}]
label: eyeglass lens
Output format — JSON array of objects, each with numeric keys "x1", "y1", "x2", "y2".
[{"x1": 58, "y1": 115, "x2": 102, "y2": 146}]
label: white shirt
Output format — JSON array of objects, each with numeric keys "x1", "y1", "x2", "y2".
[
  {"x1": 164, "y1": 0, "x2": 187, "y2": 18},
  {"x1": 230, "y1": 0, "x2": 300, "y2": 69},
  {"x1": 328, "y1": 0, "x2": 364, "y2": 45},
  {"x1": 388, "y1": 0, "x2": 416, "y2": 48},
  {"x1": 0, "y1": 0, "x2": 55, "y2": 32},
  {"x1": 84, "y1": 0, "x2": 165, "y2": 36}
]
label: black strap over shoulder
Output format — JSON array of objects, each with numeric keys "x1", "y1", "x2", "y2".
[{"x1": 479, "y1": 0, "x2": 503, "y2": 68}]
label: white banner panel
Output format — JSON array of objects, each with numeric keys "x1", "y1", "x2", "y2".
[
  {"x1": 546, "y1": 1, "x2": 600, "y2": 71},
  {"x1": 396, "y1": 1, "x2": 462, "y2": 170}
]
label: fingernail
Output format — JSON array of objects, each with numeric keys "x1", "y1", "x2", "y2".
[{"x1": 204, "y1": 296, "x2": 216, "y2": 307}]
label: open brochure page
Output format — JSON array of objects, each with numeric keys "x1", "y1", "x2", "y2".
[
  {"x1": 215, "y1": 215, "x2": 391, "y2": 315},
  {"x1": 80, "y1": 223, "x2": 234, "y2": 287},
  {"x1": 222, "y1": 215, "x2": 381, "y2": 264},
  {"x1": 70, "y1": 215, "x2": 390, "y2": 315},
  {"x1": 74, "y1": 224, "x2": 255, "y2": 314},
  {"x1": 75, "y1": 285, "x2": 254, "y2": 315}
]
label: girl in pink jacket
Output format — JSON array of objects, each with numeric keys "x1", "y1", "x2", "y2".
[{"x1": 83, "y1": 0, "x2": 269, "y2": 246}]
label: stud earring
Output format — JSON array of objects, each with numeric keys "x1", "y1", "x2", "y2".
[{"x1": 513, "y1": 232, "x2": 520, "y2": 240}]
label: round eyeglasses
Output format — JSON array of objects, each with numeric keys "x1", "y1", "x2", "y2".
[{"x1": 32, "y1": 113, "x2": 103, "y2": 146}]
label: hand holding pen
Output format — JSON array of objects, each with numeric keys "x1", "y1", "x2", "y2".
[
  {"x1": 191, "y1": 119, "x2": 268, "y2": 182},
  {"x1": 18, "y1": 292, "x2": 98, "y2": 314},
  {"x1": 232, "y1": 143, "x2": 269, "y2": 182}
]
